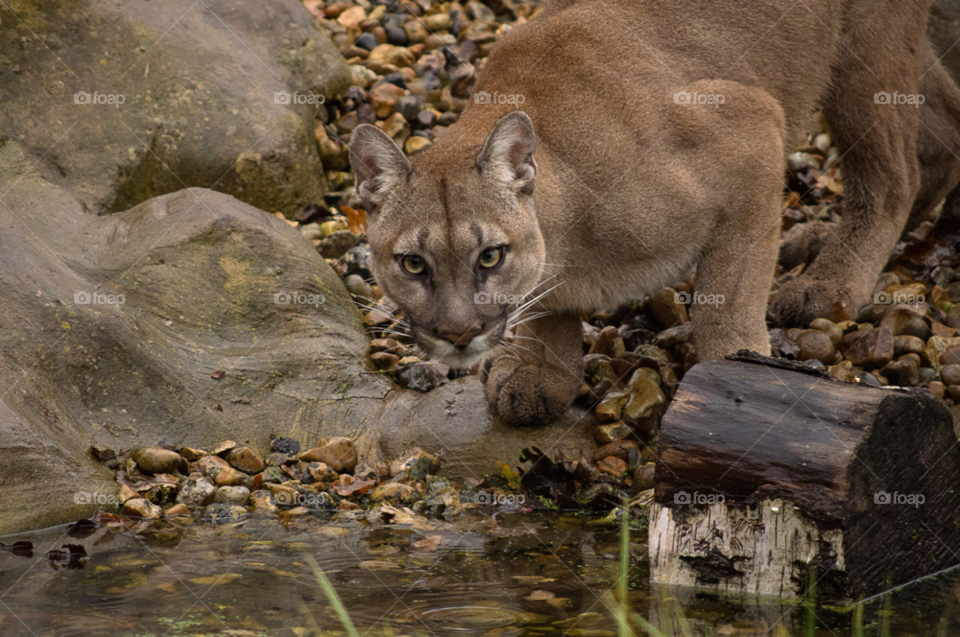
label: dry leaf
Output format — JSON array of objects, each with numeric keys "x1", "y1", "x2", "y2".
[{"x1": 341, "y1": 205, "x2": 368, "y2": 234}]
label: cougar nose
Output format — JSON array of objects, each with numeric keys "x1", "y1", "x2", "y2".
[{"x1": 436, "y1": 323, "x2": 483, "y2": 348}]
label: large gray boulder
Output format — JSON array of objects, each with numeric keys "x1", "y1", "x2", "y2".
[
  {"x1": 0, "y1": 137, "x2": 597, "y2": 534},
  {"x1": 0, "y1": 0, "x2": 351, "y2": 217}
]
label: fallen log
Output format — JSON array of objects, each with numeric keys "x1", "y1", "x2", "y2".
[{"x1": 649, "y1": 351, "x2": 960, "y2": 600}]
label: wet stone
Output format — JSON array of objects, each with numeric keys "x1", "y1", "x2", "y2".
[
  {"x1": 591, "y1": 439, "x2": 639, "y2": 463},
  {"x1": 880, "y1": 359, "x2": 919, "y2": 387},
  {"x1": 594, "y1": 422, "x2": 632, "y2": 445},
  {"x1": 131, "y1": 447, "x2": 186, "y2": 475},
  {"x1": 941, "y1": 345, "x2": 960, "y2": 366},
  {"x1": 265, "y1": 452, "x2": 295, "y2": 467},
  {"x1": 194, "y1": 455, "x2": 230, "y2": 477},
  {"x1": 894, "y1": 335, "x2": 926, "y2": 357},
  {"x1": 597, "y1": 456, "x2": 628, "y2": 477},
  {"x1": 123, "y1": 498, "x2": 163, "y2": 519},
  {"x1": 355, "y1": 32, "x2": 379, "y2": 51},
  {"x1": 299, "y1": 437, "x2": 359, "y2": 473},
  {"x1": 215, "y1": 486, "x2": 251, "y2": 506},
  {"x1": 796, "y1": 329, "x2": 835, "y2": 364},
  {"x1": 261, "y1": 466, "x2": 285, "y2": 484},
  {"x1": 589, "y1": 326, "x2": 624, "y2": 357},
  {"x1": 622, "y1": 367, "x2": 666, "y2": 423},
  {"x1": 632, "y1": 463, "x2": 656, "y2": 494},
  {"x1": 647, "y1": 287, "x2": 688, "y2": 330},
  {"x1": 390, "y1": 447, "x2": 440, "y2": 478},
  {"x1": 371, "y1": 351, "x2": 399, "y2": 370},
  {"x1": 211, "y1": 440, "x2": 237, "y2": 456},
  {"x1": 202, "y1": 503, "x2": 249, "y2": 525},
  {"x1": 929, "y1": 381, "x2": 946, "y2": 399},
  {"x1": 370, "y1": 482, "x2": 421, "y2": 505},
  {"x1": 941, "y1": 364, "x2": 960, "y2": 385},
  {"x1": 214, "y1": 466, "x2": 250, "y2": 487},
  {"x1": 843, "y1": 327, "x2": 894, "y2": 369},
  {"x1": 178, "y1": 446, "x2": 208, "y2": 462},
  {"x1": 176, "y1": 475, "x2": 216, "y2": 508},
  {"x1": 302, "y1": 462, "x2": 339, "y2": 484},
  {"x1": 225, "y1": 446, "x2": 265, "y2": 474},
  {"x1": 164, "y1": 503, "x2": 191, "y2": 517},
  {"x1": 919, "y1": 366, "x2": 939, "y2": 385}
]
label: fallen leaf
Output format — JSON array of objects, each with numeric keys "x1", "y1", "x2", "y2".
[
  {"x1": 340, "y1": 205, "x2": 368, "y2": 235},
  {"x1": 189, "y1": 573, "x2": 242, "y2": 585}
]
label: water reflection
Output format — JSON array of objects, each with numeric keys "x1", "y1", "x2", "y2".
[{"x1": 0, "y1": 512, "x2": 956, "y2": 636}]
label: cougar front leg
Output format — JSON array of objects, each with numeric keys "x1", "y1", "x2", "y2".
[{"x1": 481, "y1": 311, "x2": 583, "y2": 427}]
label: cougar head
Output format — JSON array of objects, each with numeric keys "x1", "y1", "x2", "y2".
[{"x1": 348, "y1": 111, "x2": 547, "y2": 370}]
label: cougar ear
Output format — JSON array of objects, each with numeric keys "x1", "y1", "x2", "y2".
[
  {"x1": 477, "y1": 110, "x2": 537, "y2": 195},
  {"x1": 349, "y1": 124, "x2": 412, "y2": 211}
]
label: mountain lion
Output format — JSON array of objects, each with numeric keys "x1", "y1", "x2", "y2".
[{"x1": 350, "y1": 0, "x2": 960, "y2": 426}]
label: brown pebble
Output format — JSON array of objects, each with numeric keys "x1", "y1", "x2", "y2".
[
  {"x1": 796, "y1": 329, "x2": 835, "y2": 364},
  {"x1": 942, "y1": 364, "x2": 960, "y2": 385},
  {"x1": 598, "y1": 456, "x2": 628, "y2": 477},
  {"x1": 893, "y1": 335, "x2": 925, "y2": 357},
  {"x1": 225, "y1": 447, "x2": 265, "y2": 475},
  {"x1": 940, "y1": 345, "x2": 960, "y2": 366},
  {"x1": 594, "y1": 422, "x2": 632, "y2": 445},
  {"x1": 299, "y1": 437, "x2": 358, "y2": 473},
  {"x1": 371, "y1": 351, "x2": 399, "y2": 370},
  {"x1": 843, "y1": 327, "x2": 893, "y2": 369},
  {"x1": 591, "y1": 439, "x2": 639, "y2": 463},
  {"x1": 631, "y1": 463, "x2": 656, "y2": 494},
  {"x1": 948, "y1": 385, "x2": 960, "y2": 402},
  {"x1": 164, "y1": 503, "x2": 191, "y2": 516},
  {"x1": 928, "y1": 380, "x2": 946, "y2": 399},
  {"x1": 647, "y1": 287, "x2": 688, "y2": 330}
]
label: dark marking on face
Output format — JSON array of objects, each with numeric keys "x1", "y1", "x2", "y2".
[
  {"x1": 439, "y1": 176, "x2": 452, "y2": 249},
  {"x1": 470, "y1": 222, "x2": 484, "y2": 246}
]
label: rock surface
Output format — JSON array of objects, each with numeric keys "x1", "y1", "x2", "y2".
[
  {"x1": 0, "y1": 148, "x2": 597, "y2": 533},
  {"x1": 0, "y1": 0, "x2": 351, "y2": 217}
]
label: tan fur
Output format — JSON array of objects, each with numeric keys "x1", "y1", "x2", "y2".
[{"x1": 351, "y1": 0, "x2": 960, "y2": 426}]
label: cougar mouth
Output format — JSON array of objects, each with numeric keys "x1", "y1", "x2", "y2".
[{"x1": 417, "y1": 323, "x2": 503, "y2": 370}]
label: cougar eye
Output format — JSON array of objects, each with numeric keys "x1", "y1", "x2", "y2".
[
  {"x1": 478, "y1": 247, "x2": 503, "y2": 269},
  {"x1": 401, "y1": 254, "x2": 426, "y2": 275}
]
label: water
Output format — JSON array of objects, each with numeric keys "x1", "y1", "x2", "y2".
[{"x1": 0, "y1": 511, "x2": 957, "y2": 636}]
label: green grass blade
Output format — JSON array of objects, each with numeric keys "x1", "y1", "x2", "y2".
[
  {"x1": 620, "y1": 501, "x2": 631, "y2": 637},
  {"x1": 306, "y1": 556, "x2": 361, "y2": 637},
  {"x1": 630, "y1": 612, "x2": 667, "y2": 637}
]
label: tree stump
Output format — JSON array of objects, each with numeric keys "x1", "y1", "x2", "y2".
[{"x1": 649, "y1": 351, "x2": 960, "y2": 600}]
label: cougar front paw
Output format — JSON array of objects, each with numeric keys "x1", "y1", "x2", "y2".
[
  {"x1": 770, "y1": 276, "x2": 850, "y2": 327},
  {"x1": 481, "y1": 355, "x2": 579, "y2": 427}
]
